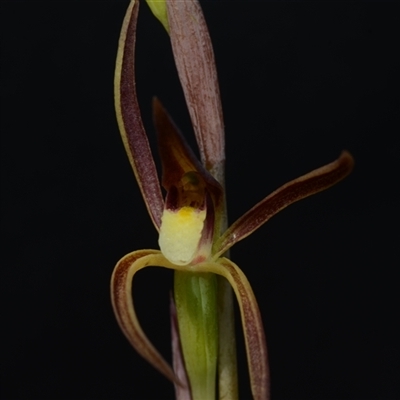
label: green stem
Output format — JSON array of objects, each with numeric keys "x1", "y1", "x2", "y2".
[{"x1": 174, "y1": 271, "x2": 218, "y2": 400}]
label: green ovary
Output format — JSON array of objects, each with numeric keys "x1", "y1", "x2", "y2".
[{"x1": 174, "y1": 271, "x2": 218, "y2": 400}]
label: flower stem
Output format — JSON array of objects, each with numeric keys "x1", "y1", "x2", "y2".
[{"x1": 174, "y1": 271, "x2": 218, "y2": 400}]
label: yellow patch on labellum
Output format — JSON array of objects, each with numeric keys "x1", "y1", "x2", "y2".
[{"x1": 159, "y1": 206, "x2": 206, "y2": 265}]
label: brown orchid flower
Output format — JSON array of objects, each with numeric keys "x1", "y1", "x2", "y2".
[{"x1": 110, "y1": 1, "x2": 354, "y2": 400}]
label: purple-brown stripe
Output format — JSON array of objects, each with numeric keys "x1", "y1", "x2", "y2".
[
  {"x1": 216, "y1": 151, "x2": 354, "y2": 257},
  {"x1": 117, "y1": 1, "x2": 164, "y2": 228}
]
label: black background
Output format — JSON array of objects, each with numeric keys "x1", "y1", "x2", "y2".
[{"x1": 1, "y1": 1, "x2": 399, "y2": 399}]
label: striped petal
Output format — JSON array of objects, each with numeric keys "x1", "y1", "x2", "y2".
[
  {"x1": 111, "y1": 249, "x2": 269, "y2": 399},
  {"x1": 214, "y1": 151, "x2": 354, "y2": 258},
  {"x1": 111, "y1": 250, "x2": 181, "y2": 384},
  {"x1": 188, "y1": 259, "x2": 270, "y2": 400},
  {"x1": 115, "y1": 0, "x2": 164, "y2": 230}
]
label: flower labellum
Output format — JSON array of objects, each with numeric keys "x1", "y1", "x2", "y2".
[{"x1": 159, "y1": 202, "x2": 207, "y2": 266}]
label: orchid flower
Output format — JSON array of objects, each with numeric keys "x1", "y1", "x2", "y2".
[{"x1": 110, "y1": 1, "x2": 354, "y2": 400}]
